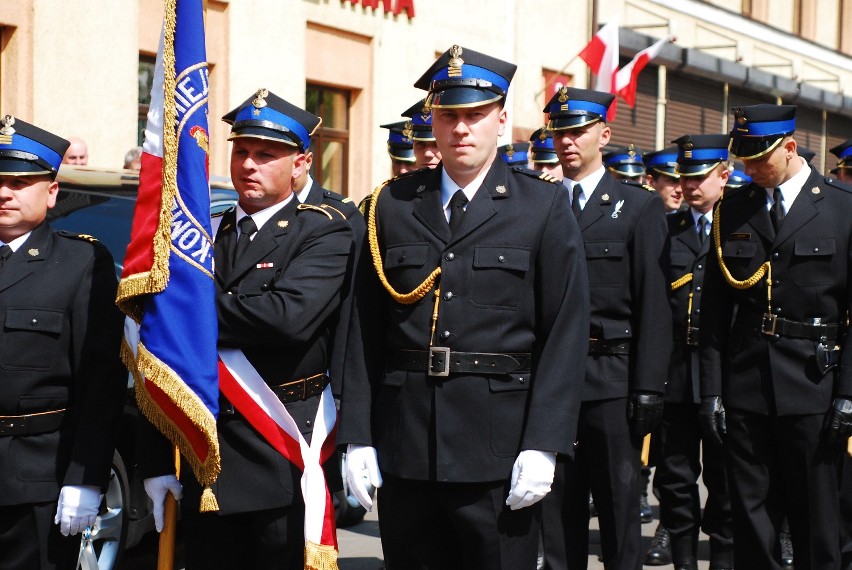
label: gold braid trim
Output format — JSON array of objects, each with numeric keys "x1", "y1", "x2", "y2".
[
  {"x1": 671, "y1": 273, "x2": 693, "y2": 291},
  {"x1": 367, "y1": 182, "x2": 441, "y2": 304},
  {"x1": 712, "y1": 198, "x2": 773, "y2": 312},
  {"x1": 127, "y1": 341, "x2": 222, "y2": 508},
  {"x1": 115, "y1": 0, "x2": 177, "y2": 316},
  {"x1": 305, "y1": 541, "x2": 339, "y2": 570}
]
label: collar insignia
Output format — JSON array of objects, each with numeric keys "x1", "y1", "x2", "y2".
[
  {"x1": 28, "y1": 248, "x2": 39, "y2": 256},
  {"x1": 495, "y1": 185, "x2": 507, "y2": 194}
]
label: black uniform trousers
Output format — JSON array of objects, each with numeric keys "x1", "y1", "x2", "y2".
[
  {"x1": 0, "y1": 502, "x2": 79, "y2": 570},
  {"x1": 179, "y1": 472, "x2": 306, "y2": 570},
  {"x1": 377, "y1": 476, "x2": 540, "y2": 570},
  {"x1": 654, "y1": 402, "x2": 733, "y2": 565},
  {"x1": 543, "y1": 397, "x2": 642, "y2": 570},
  {"x1": 841, "y1": 455, "x2": 852, "y2": 570},
  {"x1": 726, "y1": 409, "x2": 842, "y2": 570}
]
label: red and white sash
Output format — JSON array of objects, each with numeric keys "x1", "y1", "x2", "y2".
[{"x1": 218, "y1": 348, "x2": 339, "y2": 568}]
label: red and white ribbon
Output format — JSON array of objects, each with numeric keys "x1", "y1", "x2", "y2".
[{"x1": 217, "y1": 348, "x2": 338, "y2": 551}]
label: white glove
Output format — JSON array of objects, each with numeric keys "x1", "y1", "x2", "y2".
[
  {"x1": 54, "y1": 485, "x2": 101, "y2": 536},
  {"x1": 345, "y1": 444, "x2": 383, "y2": 511},
  {"x1": 143, "y1": 475, "x2": 183, "y2": 532},
  {"x1": 505, "y1": 450, "x2": 557, "y2": 511}
]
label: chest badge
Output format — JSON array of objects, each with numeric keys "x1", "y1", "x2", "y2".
[
  {"x1": 495, "y1": 185, "x2": 507, "y2": 194},
  {"x1": 28, "y1": 248, "x2": 39, "y2": 256},
  {"x1": 611, "y1": 199, "x2": 625, "y2": 219},
  {"x1": 277, "y1": 220, "x2": 289, "y2": 228},
  {"x1": 811, "y1": 187, "x2": 821, "y2": 194}
]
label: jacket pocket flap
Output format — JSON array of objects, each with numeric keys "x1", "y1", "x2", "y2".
[
  {"x1": 670, "y1": 251, "x2": 693, "y2": 268},
  {"x1": 585, "y1": 241, "x2": 626, "y2": 259},
  {"x1": 722, "y1": 241, "x2": 757, "y2": 258},
  {"x1": 473, "y1": 246, "x2": 530, "y2": 271},
  {"x1": 5, "y1": 308, "x2": 63, "y2": 334},
  {"x1": 384, "y1": 243, "x2": 430, "y2": 269},
  {"x1": 794, "y1": 238, "x2": 835, "y2": 256},
  {"x1": 600, "y1": 319, "x2": 632, "y2": 340}
]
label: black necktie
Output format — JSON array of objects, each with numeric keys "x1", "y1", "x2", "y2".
[
  {"x1": 448, "y1": 190, "x2": 468, "y2": 235},
  {"x1": 697, "y1": 216, "x2": 707, "y2": 245},
  {"x1": 234, "y1": 216, "x2": 258, "y2": 260},
  {"x1": 770, "y1": 187, "x2": 784, "y2": 232},
  {"x1": 0, "y1": 245, "x2": 11, "y2": 269},
  {"x1": 571, "y1": 184, "x2": 583, "y2": 218}
]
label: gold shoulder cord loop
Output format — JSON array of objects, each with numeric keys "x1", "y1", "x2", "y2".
[
  {"x1": 712, "y1": 197, "x2": 773, "y2": 312},
  {"x1": 367, "y1": 182, "x2": 442, "y2": 305}
]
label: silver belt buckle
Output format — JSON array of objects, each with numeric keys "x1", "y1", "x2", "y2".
[
  {"x1": 761, "y1": 313, "x2": 777, "y2": 336},
  {"x1": 428, "y1": 347, "x2": 450, "y2": 377}
]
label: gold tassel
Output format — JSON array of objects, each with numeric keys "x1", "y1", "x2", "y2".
[
  {"x1": 199, "y1": 486, "x2": 219, "y2": 512},
  {"x1": 304, "y1": 541, "x2": 339, "y2": 570}
]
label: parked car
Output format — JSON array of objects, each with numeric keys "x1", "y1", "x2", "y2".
[{"x1": 48, "y1": 165, "x2": 366, "y2": 569}]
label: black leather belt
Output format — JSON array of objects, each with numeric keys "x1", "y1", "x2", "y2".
[
  {"x1": 738, "y1": 312, "x2": 840, "y2": 340},
  {"x1": 272, "y1": 373, "x2": 328, "y2": 403},
  {"x1": 588, "y1": 338, "x2": 631, "y2": 355},
  {"x1": 0, "y1": 408, "x2": 66, "y2": 436},
  {"x1": 389, "y1": 349, "x2": 531, "y2": 377},
  {"x1": 220, "y1": 373, "x2": 328, "y2": 415}
]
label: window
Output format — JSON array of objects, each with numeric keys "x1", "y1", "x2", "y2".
[
  {"x1": 305, "y1": 84, "x2": 351, "y2": 197},
  {"x1": 138, "y1": 55, "x2": 156, "y2": 147}
]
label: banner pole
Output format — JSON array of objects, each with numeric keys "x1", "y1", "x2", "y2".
[{"x1": 157, "y1": 446, "x2": 181, "y2": 570}]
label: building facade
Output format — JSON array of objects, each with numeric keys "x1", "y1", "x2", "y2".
[{"x1": 1, "y1": 0, "x2": 851, "y2": 202}]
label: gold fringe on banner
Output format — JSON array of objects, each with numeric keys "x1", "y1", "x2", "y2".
[{"x1": 305, "y1": 541, "x2": 339, "y2": 570}]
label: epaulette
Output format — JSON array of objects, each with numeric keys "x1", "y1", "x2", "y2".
[
  {"x1": 297, "y1": 203, "x2": 346, "y2": 220},
  {"x1": 620, "y1": 179, "x2": 655, "y2": 193},
  {"x1": 212, "y1": 209, "x2": 227, "y2": 218},
  {"x1": 322, "y1": 189, "x2": 353, "y2": 204},
  {"x1": 357, "y1": 194, "x2": 373, "y2": 216},
  {"x1": 825, "y1": 176, "x2": 852, "y2": 193},
  {"x1": 57, "y1": 230, "x2": 98, "y2": 243},
  {"x1": 511, "y1": 165, "x2": 561, "y2": 184}
]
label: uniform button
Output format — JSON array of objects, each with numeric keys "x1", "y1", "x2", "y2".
[
  {"x1": 306, "y1": 419, "x2": 312, "y2": 427},
  {"x1": 445, "y1": 253, "x2": 455, "y2": 261},
  {"x1": 695, "y1": 286, "x2": 701, "y2": 292},
  {"x1": 736, "y1": 248, "x2": 742, "y2": 254},
  {"x1": 31, "y1": 318, "x2": 38, "y2": 326},
  {"x1": 443, "y1": 291, "x2": 453, "y2": 301},
  {"x1": 696, "y1": 308, "x2": 700, "y2": 314},
  {"x1": 260, "y1": 284, "x2": 269, "y2": 291},
  {"x1": 497, "y1": 255, "x2": 506, "y2": 263},
  {"x1": 772, "y1": 252, "x2": 779, "y2": 260},
  {"x1": 697, "y1": 264, "x2": 703, "y2": 270},
  {"x1": 518, "y1": 376, "x2": 525, "y2": 384},
  {"x1": 604, "y1": 248, "x2": 610, "y2": 254},
  {"x1": 399, "y1": 255, "x2": 406, "y2": 262},
  {"x1": 813, "y1": 247, "x2": 819, "y2": 253},
  {"x1": 773, "y1": 307, "x2": 781, "y2": 314},
  {"x1": 440, "y1": 330, "x2": 450, "y2": 340}
]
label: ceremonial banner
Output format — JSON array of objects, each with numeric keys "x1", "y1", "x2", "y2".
[
  {"x1": 579, "y1": 17, "x2": 620, "y2": 120},
  {"x1": 117, "y1": 0, "x2": 220, "y2": 508}
]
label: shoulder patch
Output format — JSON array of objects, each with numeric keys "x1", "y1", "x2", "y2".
[
  {"x1": 511, "y1": 165, "x2": 561, "y2": 184},
  {"x1": 57, "y1": 230, "x2": 99, "y2": 243}
]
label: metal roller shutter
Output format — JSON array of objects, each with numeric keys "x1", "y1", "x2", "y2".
[
  {"x1": 609, "y1": 60, "x2": 658, "y2": 151},
  {"x1": 794, "y1": 105, "x2": 825, "y2": 169},
  {"x1": 665, "y1": 71, "x2": 725, "y2": 141}
]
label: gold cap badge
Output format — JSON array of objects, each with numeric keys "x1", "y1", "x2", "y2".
[
  {"x1": 505, "y1": 144, "x2": 514, "y2": 158},
  {"x1": 252, "y1": 88, "x2": 269, "y2": 110},
  {"x1": 448, "y1": 45, "x2": 464, "y2": 77},
  {"x1": 558, "y1": 86, "x2": 569, "y2": 103}
]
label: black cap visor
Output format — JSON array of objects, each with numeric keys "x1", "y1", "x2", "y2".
[
  {"x1": 547, "y1": 113, "x2": 602, "y2": 132},
  {"x1": 649, "y1": 165, "x2": 680, "y2": 179},
  {"x1": 532, "y1": 151, "x2": 559, "y2": 164},
  {"x1": 608, "y1": 163, "x2": 645, "y2": 177},
  {"x1": 729, "y1": 134, "x2": 786, "y2": 160},
  {"x1": 0, "y1": 152, "x2": 56, "y2": 176},
  {"x1": 427, "y1": 87, "x2": 504, "y2": 109}
]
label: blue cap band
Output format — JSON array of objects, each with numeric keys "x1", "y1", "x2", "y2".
[
  {"x1": 431, "y1": 64, "x2": 510, "y2": 95},
  {"x1": 680, "y1": 148, "x2": 728, "y2": 162},
  {"x1": 532, "y1": 139, "x2": 555, "y2": 152},
  {"x1": 500, "y1": 150, "x2": 529, "y2": 164},
  {"x1": 646, "y1": 152, "x2": 678, "y2": 167},
  {"x1": 606, "y1": 153, "x2": 642, "y2": 165},
  {"x1": 839, "y1": 147, "x2": 852, "y2": 159},
  {"x1": 548, "y1": 98, "x2": 609, "y2": 120},
  {"x1": 0, "y1": 136, "x2": 63, "y2": 171},
  {"x1": 734, "y1": 118, "x2": 796, "y2": 137},
  {"x1": 388, "y1": 132, "x2": 412, "y2": 145},
  {"x1": 234, "y1": 105, "x2": 310, "y2": 149}
]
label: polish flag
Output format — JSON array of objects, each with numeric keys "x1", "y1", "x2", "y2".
[
  {"x1": 616, "y1": 35, "x2": 673, "y2": 108},
  {"x1": 578, "y1": 17, "x2": 620, "y2": 120}
]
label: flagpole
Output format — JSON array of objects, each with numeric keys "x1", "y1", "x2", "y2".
[{"x1": 157, "y1": 446, "x2": 181, "y2": 570}]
